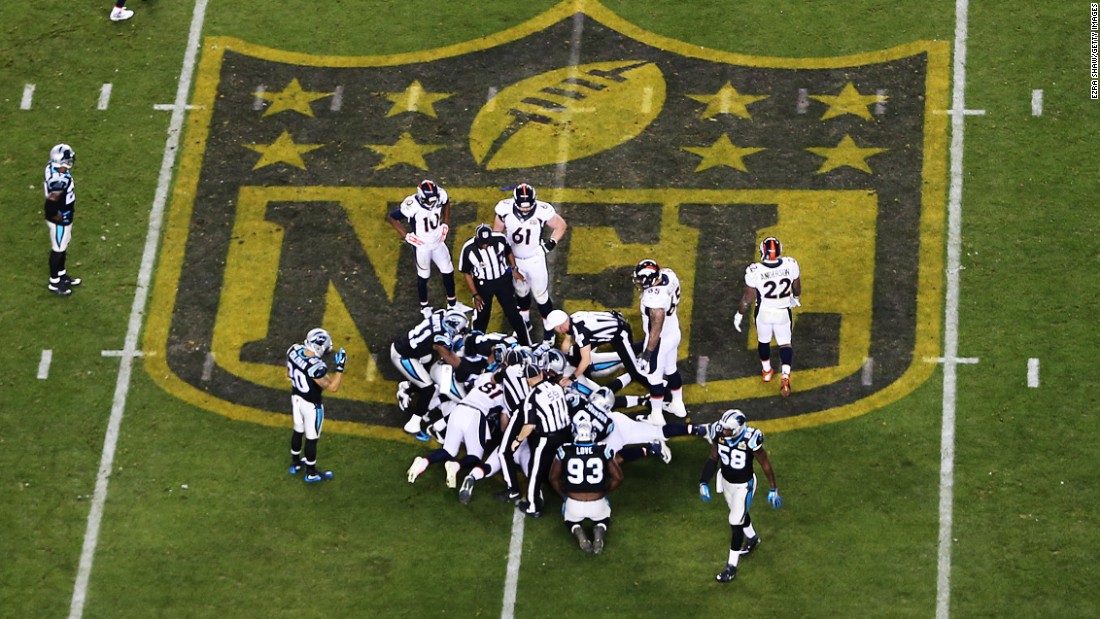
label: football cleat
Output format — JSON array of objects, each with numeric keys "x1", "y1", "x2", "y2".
[
  {"x1": 406, "y1": 456, "x2": 429, "y2": 483},
  {"x1": 109, "y1": 6, "x2": 134, "y2": 21},
  {"x1": 742, "y1": 535, "x2": 761, "y2": 556},
  {"x1": 690, "y1": 423, "x2": 711, "y2": 437},
  {"x1": 573, "y1": 527, "x2": 593, "y2": 553},
  {"x1": 458, "y1": 474, "x2": 477, "y2": 505},
  {"x1": 444, "y1": 461, "x2": 461, "y2": 489},
  {"x1": 663, "y1": 399, "x2": 687, "y2": 418},
  {"x1": 761, "y1": 368, "x2": 775, "y2": 382},
  {"x1": 403, "y1": 414, "x2": 422, "y2": 435},
  {"x1": 592, "y1": 524, "x2": 607, "y2": 555},
  {"x1": 780, "y1": 375, "x2": 791, "y2": 397},
  {"x1": 645, "y1": 409, "x2": 666, "y2": 427},
  {"x1": 47, "y1": 280, "x2": 72, "y2": 296},
  {"x1": 516, "y1": 500, "x2": 540, "y2": 518},
  {"x1": 59, "y1": 273, "x2": 81, "y2": 287},
  {"x1": 288, "y1": 461, "x2": 304, "y2": 475},
  {"x1": 649, "y1": 441, "x2": 672, "y2": 464},
  {"x1": 494, "y1": 488, "x2": 521, "y2": 503},
  {"x1": 716, "y1": 564, "x2": 737, "y2": 583},
  {"x1": 304, "y1": 470, "x2": 334, "y2": 483},
  {"x1": 420, "y1": 306, "x2": 433, "y2": 319}
]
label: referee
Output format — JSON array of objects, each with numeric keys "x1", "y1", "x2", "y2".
[
  {"x1": 458, "y1": 224, "x2": 532, "y2": 346},
  {"x1": 545, "y1": 309, "x2": 665, "y2": 422},
  {"x1": 512, "y1": 362, "x2": 571, "y2": 517}
]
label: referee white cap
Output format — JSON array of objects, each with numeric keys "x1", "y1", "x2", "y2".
[{"x1": 544, "y1": 309, "x2": 569, "y2": 330}]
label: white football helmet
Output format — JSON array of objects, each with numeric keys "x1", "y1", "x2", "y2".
[
  {"x1": 541, "y1": 348, "x2": 568, "y2": 377},
  {"x1": 49, "y1": 143, "x2": 75, "y2": 169},
  {"x1": 441, "y1": 309, "x2": 469, "y2": 338},
  {"x1": 572, "y1": 412, "x2": 595, "y2": 445},
  {"x1": 718, "y1": 408, "x2": 747, "y2": 440},
  {"x1": 304, "y1": 328, "x2": 333, "y2": 356},
  {"x1": 587, "y1": 386, "x2": 615, "y2": 416}
]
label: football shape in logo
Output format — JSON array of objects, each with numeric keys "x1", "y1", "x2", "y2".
[{"x1": 470, "y1": 60, "x2": 666, "y2": 170}]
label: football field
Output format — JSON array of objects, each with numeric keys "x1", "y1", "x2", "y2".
[{"x1": 0, "y1": 1, "x2": 1097, "y2": 617}]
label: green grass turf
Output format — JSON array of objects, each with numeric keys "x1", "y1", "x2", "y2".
[{"x1": 0, "y1": 1, "x2": 1096, "y2": 617}]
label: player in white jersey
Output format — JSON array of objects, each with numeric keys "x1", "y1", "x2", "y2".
[
  {"x1": 493, "y1": 183, "x2": 568, "y2": 343},
  {"x1": 43, "y1": 144, "x2": 81, "y2": 296},
  {"x1": 734, "y1": 237, "x2": 802, "y2": 397},
  {"x1": 406, "y1": 371, "x2": 506, "y2": 488},
  {"x1": 633, "y1": 259, "x2": 686, "y2": 424},
  {"x1": 388, "y1": 179, "x2": 457, "y2": 317}
]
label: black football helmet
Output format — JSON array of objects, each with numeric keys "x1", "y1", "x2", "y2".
[
  {"x1": 632, "y1": 259, "x2": 661, "y2": 289},
  {"x1": 416, "y1": 179, "x2": 443, "y2": 208},
  {"x1": 759, "y1": 237, "x2": 782, "y2": 262},
  {"x1": 512, "y1": 183, "x2": 537, "y2": 220}
]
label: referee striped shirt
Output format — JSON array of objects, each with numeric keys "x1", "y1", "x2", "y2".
[
  {"x1": 521, "y1": 380, "x2": 570, "y2": 436},
  {"x1": 458, "y1": 231, "x2": 511, "y2": 281},
  {"x1": 569, "y1": 310, "x2": 627, "y2": 348}
]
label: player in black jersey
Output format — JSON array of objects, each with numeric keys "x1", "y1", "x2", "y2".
[
  {"x1": 698, "y1": 409, "x2": 781, "y2": 583},
  {"x1": 286, "y1": 328, "x2": 347, "y2": 483},
  {"x1": 43, "y1": 144, "x2": 81, "y2": 296},
  {"x1": 391, "y1": 308, "x2": 469, "y2": 440},
  {"x1": 549, "y1": 415, "x2": 623, "y2": 554}
]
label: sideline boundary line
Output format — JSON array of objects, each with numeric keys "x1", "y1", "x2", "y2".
[
  {"x1": 937, "y1": 0, "x2": 971, "y2": 617},
  {"x1": 68, "y1": 1, "x2": 210, "y2": 617}
]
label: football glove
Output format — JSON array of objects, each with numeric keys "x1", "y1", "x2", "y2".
[
  {"x1": 733, "y1": 312, "x2": 744, "y2": 332},
  {"x1": 637, "y1": 349, "x2": 653, "y2": 374},
  {"x1": 333, "y1": 348, "x2": 347, "y2": 373},
  {"x1": 405, "y1": 232, "x2": 424, "y2": 247},
  {"x1": 440, "y1": 223, "x2": 449, "y2": 241},
  {"x1": 699, "y1": 483, "x2": 712, "y2": 502},
  {"x1": 767, "y1": 488, "x2": 782, "y2": 509},
  {"x1": 789, "y1": 296, "x2": 801, "y2": 308},
  {"x1": 541, "y1": 238, "x2": 557, "y2": 253}
]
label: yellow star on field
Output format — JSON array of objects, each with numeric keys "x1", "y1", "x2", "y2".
[
  {"x1": 381, "y1": 80, "x2": 455, "y2": 118},
  {"x1": 810, "y1": 82, "x2": 887, "y2": 121},
  {"x1": 686, "y1": 82, "x2": 768, "y2": 120},
  {"x1": 681, "y1": 134, "x2": 765, "y2": 172},
  {"x1": 365, "y1": 132, "x2": 445, "y2": 171},
  {"x1": 244, "y1": 130, "x2": 325, "y2": 170},
  {"x1": 255, "y1": 78, "x2": 332, "y2": 118},
  {"x1": 805, "y1": 134, "x2": 888, "y2": 174}
]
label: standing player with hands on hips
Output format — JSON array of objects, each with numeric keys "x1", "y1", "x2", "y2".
[
  {"x1": 388, "y1": 179, "x2": 458, "y2": 318},
  {"x1": 493, "y1": 183, "x2": 568, "y2": 344},
  {"x1": 698, "y1": 409, "x2": 780, "y2": 583},
  {"x1": 734, "y1": 236, "x2": 801, "y2": 397}
]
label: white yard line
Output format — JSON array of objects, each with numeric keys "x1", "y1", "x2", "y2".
[
  {"x1": 500, "y1": 509, "x2": 527, "y2": 619},
  {"x1": 501, "y1": 11, "x2": 586, "y2": 619},
  {"x1": 1031, "y1": 89, "x2": 1043, "y2": 116},
  {"x1": 1027, "y1": 358, "x2": 1040, "y2": 388},
  {"x1": 68, "y1": 2, "x2": 209, "y2": 617},
  {"x1": 937, "y1": 0, "x2": 971, "y2": 617},
  {"x1": 98, "y1": 84, "x2": 113, "y2": 110},
  {"x1": 21, "y1": 83, "x2": 35, "y2": 110},
  {"x1": 37, "y1": 349, "x2": 53, "y2": 379}
]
